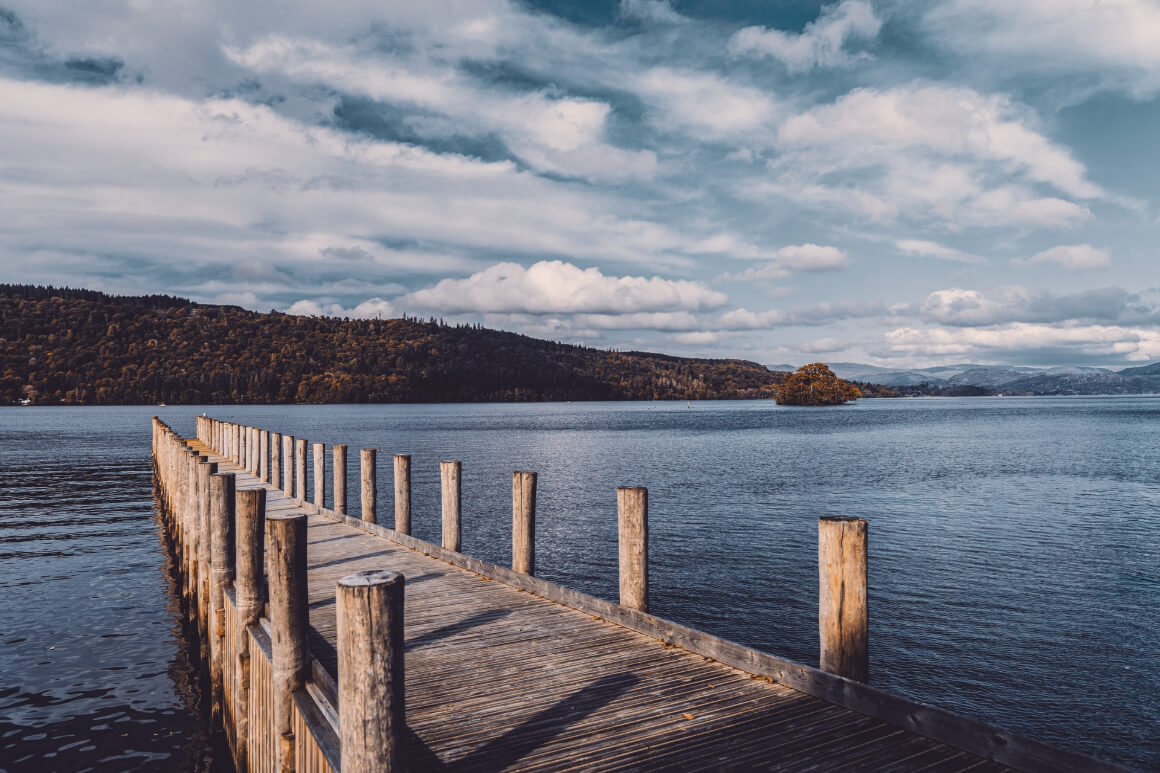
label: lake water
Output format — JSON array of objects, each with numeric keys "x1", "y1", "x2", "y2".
[{"x1": 1, "y1": 397, "x2": 1157, "y2": 770}]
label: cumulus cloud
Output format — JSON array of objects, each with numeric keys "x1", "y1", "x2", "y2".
[
  {"x1": 402, "y1": 260, "x2": 728, "y2": 315},
  {"x1": 286, "y1": 297, "x2": 396, "y2": 318},
  {"x1": 729, "y1": 0, "x2": 881, "y2": 72},
  {"x1": 1012, "y1": 244, "x2": 1111, "y2": 270}
]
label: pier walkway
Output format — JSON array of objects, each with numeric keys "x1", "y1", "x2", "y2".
[{"x1": 153, "y1": 417, "x2": 1127, "y2": 772}]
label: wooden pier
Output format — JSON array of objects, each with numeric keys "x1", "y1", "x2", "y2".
[{"x1": 152, "y1": 416, "x2": 1128, "y2": 772}]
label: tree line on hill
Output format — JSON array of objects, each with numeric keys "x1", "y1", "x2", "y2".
[{"x1": 2, "y1": 284, "x2": 836, "y2": 405}]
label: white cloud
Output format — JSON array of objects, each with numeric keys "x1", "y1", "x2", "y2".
[
  {"x1": 880, "y1": 322, "x2": 1160, "y2": 361},
  {"x1": 895, "y1": 239, "x2": 988, "y2": 264},
  {"x1": 0, "y1": 76, "x2": 738, "y2": 300},
  {"x1": 729, "y1": 0, "x2": 881, "y2": 72},
  {"x1": 916, "y1": 286, "x2": 1152, "y2": 326},
  {"x1": 1013, "y1": 244, "x2": 1111, "y2": 270},
  {"x1": 923, "y1": 0, "x2": 1160, "y2": 98},
  {"x1": 672, "y1": 331, "x2": 720, "y2": 345},
  {"x1": 286, "y1": 297, "x2": 396, "y2": 318},
  {"x1": 402, "y1": 260, "x2": 728, "y2": 314},
  {"x1": 777, "y1": 86, "x2": 1102, "y2": 199},
  {"x1": 633, "y1": 68, "x2": 779, "y2": 140},
  {"x1": 775, "y1": 243, "x2": 849, "y2": 271},
  {"x1": 224, "y1": 36, "x2": 656, "y2": 183},
  {"x1": 755, "y1": 85, "x2": 1105, "y2": 229}
]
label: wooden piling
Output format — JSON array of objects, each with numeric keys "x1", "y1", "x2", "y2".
[
  {"x1": 283, "y1": 435, "x2": 294, "y2": 497},
  {"x1": 266, "y1": 513, "x2": 309, "y2": 773},
  {"x1": 234, "y1": 488, "x2": 266, "y2": 773},
  {"x1": 337, "y1": 570, "x2": 406, "y2": 773},
  {"x1": 271, "y1": 432, "x2": 281, "y2": 491},
  {"x1": 313, "y1": 442, "x2": 325, "y2": 508},
  {"x1": 334, "y1": 444, "x2": 347, "y2": 516},
  {"x1": 295, "y1": 437, "x2": 307, "y2": 506},
  {"x1": 617, "y1": 486, "x2": 648, "y2": 612},
  {"x1": 361, "y1": 449, "x2": 377, "y2": 524},
  {"x1": 209, "y1": 471, "x2": 236, "y2": 727},
  {"x1": 259, "y1": 429, "x2": 269, "y2": 483},
  {"x1": 249, "y1": 427, "x2": 257, "y2": 474},
  {"x1": 196, "y1": 459, "x2": 217, "y2": 657},
  {"x1": 818, "y1": 516, "x2": 869, "y2": 683},
  {"x1": 394, "y1": 454, "x2": 411, "y2": 535},
  {"x1": 441, "y1": 461, "x2": 461, "y2": 552},
  {"x1": 513, "y1": 471, "x2": 537, "y2": 575}
]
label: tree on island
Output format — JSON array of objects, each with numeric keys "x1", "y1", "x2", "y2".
[{"x1": 776, "y1": 363, "x2": 861, "y2": 406}]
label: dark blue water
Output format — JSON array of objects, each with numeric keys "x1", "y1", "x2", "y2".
[{"x1": 2, "y1": 398, "x2": 1157, "y2": 769}]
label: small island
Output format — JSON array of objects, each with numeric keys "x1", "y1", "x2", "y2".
[{"x1": 776, "y1": 363, "x2": 862, "y2": 406}]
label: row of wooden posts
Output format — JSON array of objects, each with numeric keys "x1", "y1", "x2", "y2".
[
  {"x1": 154, "y1": 415, "x2": 871, "y2": 771},
  {"x1": 196, "y1": 417, "x2": 652, "y2": 612}
]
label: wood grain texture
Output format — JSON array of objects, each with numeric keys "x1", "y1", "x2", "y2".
[
  {"x1": 333, "y1": 445, "x2": 347, "y2": 516},
  {"x1": 441, "y1": 461, "x2": 461, "y2": 553},
  {"x1": 266, "y1": 513, "x2": 310, "y2": 773},
  {"x1": 337, "y1": 570, "x2": 405, "y2": 772},
  {"x1": 394, "y1": 454, "x2": 411, "y2": 535},
  {"x1": 819, "y1": 516, "x2": 869, "y2": 682},
  {"x1": 617, "y1": 486, "x2": 648, "y2": 612},
  {"x1": 512, "y1": 471, "x2": 536, "y2": 576},
  {"x1": 360, "y1": 449, "x2": 376, "y2": 524},
  {"x1": 313, "y1": 443, "x2": 325, "y2": 509}
]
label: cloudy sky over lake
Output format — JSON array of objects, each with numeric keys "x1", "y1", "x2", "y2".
[{"x1": 2, "y1": 0, "x2": 1159, "y2": 367}]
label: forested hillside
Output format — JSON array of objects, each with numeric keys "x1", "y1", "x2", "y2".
[{"x1": 0, "y1": 285, "x2": 789, "y2": 405}]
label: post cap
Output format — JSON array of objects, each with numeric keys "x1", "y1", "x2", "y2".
[{"x1": 339, "y1": 569, "x2": 404, "y2": 588}]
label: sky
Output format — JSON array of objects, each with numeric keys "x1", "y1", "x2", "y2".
[{"x1": 2, "y1": 0, "x2": 1159, "y2": 368}]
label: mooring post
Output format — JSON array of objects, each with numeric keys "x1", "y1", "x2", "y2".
[
  {"x1": 249, "y1": 427, "x2": 257, "y2": 474},
  {"x1": 617, "y1": 486, "x2": 648, "y2": 612},
  {"x1": 259, "y1": 429, "x2": 269, "y2": 482},
  {"x1": 266, "y1": 513, "x2": 309, "y2": 773},
  {"x1": 361, "y1": 449, "x2": 377, "y2": 524},
  {"x1": 271, "y1": 432, "x2": 282, "y2": 490},
  {"x1": 394, "y1": 454, "x2": 411, "y2": 535},
  {"x1": 282, "y1": 435, "x2": 294, "y2": 497},
  {"x1": 208, "y1": 471, "x2": 235, "y2": 727},
  {"x1": 334, "y1": 444, "x2": 348, "y2": 516},
  {"x1": 818, "y1": 516, "x2": 869, "y2": 682},
  {"x1": 441, "y1": 461, "x2": 461, "y2": 552},
  {"x1": 313, "y1": 442, "x2": 325, "y2": 508},
  {"x1": 197, "y1": 458, "x2": 217, "y2": 659},
  {"x1": 295, "y1": 437, "x2": 307, "y2": 506},
  {"x1": 513, "y1": 471, "x2": 537, "y2": 575},
  {"x1": 234, "y1": 488, "x2": 266, "y2": 773},
  {"x1": 251, "y1": 427, "x2": 259, "y2": 474},
  {"x1": 337, "y1": 570, "x2": 406, "y2": 773}
]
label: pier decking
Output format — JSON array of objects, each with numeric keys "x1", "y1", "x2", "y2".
[{"x1": 153, "y1": 417, "x2": 1128, "y2": 772}]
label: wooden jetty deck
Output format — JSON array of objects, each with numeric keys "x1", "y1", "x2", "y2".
[{"x1": 152, "y1": 417, "x2": 1130, "y2": 773}]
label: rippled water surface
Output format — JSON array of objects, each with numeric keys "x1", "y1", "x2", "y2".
[{"x1": 2, "y1": 398, "x2": 1158, "y2": 769}]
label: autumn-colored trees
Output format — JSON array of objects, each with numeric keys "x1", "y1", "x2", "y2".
[
  {"x1": 0, "y1": 285, "x2": 790, "y2": 405},
  {"x1": 776, "y1": 363, "x2": 861, "y2": 406}
]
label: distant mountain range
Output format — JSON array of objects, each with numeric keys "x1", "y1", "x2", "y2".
[{"x1": 820, "y1": 362, "x2": 1160, "y2": 396}]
